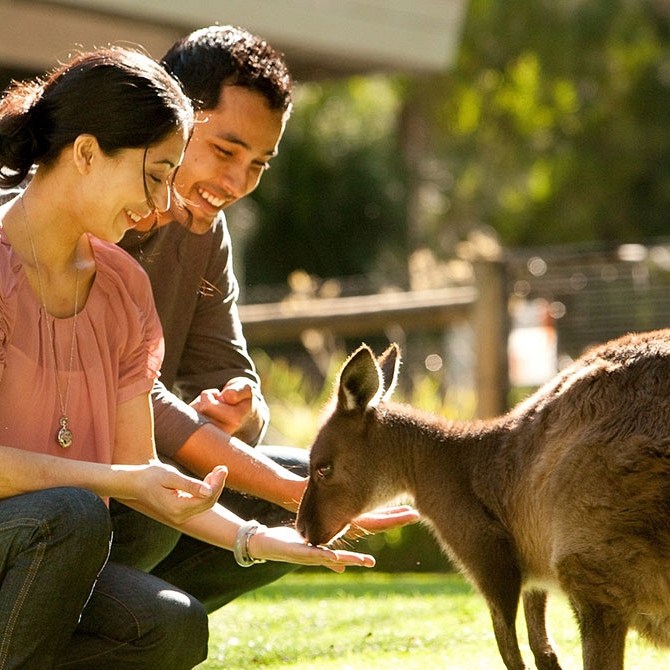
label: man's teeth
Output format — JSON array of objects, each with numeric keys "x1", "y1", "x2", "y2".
[
  {"x1": 126, "y1": 209, "x2": 142, "y2": 222},
  {"x1": 198, "y1": 187, "x2": 226, "y2": 208}
]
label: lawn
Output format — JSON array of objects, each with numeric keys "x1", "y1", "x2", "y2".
[{"x1": 196, "y1": 570, "x2": 670, "y2": 669}]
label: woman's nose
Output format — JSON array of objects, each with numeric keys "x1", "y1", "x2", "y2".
[{"x1": 152, "y1": 181, "x2": 172, "y2": 213}]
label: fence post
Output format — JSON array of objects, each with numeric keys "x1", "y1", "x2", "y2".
[{"x1": 472, "y1": 258, "x2": 510, "y2": 418}]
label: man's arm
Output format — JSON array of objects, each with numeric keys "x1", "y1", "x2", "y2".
[
  {"x1": 175, "y1": 423, "x2": 306, "y2": 512},
  {"x1": 152, "y1": 379, "x2": 305, "y2": 512},
  {"x1": 166, "y1": 218, "x2": 269, "y2": 444}
]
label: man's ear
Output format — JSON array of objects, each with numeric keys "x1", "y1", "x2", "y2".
[{"x1": 72, "y1": 134, "x2": 100, "y2": 174}]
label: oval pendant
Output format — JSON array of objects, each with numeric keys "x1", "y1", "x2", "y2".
[{"x1": 57, "y1": 417, "x2": 73, "y2": 448}]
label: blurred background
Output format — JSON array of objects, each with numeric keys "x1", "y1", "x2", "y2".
[{"x1": 6, "y1": 0, "x2": 670, "y2": 568}]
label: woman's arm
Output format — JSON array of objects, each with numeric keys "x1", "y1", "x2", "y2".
[
  {"x1": 111, "y1": 392, "x2": 227, "y2": 523},
  {"x1": 113, "y1": 393, "x2": 374, "y2": 571},
  {"x1": 175, "y1": 503, "x2": 375, "y2": 572},
  {"x1": 0, "y1": 443, "x2": 222, "y2": 515}
]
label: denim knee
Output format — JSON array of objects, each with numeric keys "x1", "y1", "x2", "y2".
[
  {"x1": 33, "y1": 487, "x2": 112, "y2": 572},
  {"x1": 0, "y1": 487, "x2": 112, "y2": 669},
  {"x1": 67, "y1": 562, "x2": 209, "y2": 669},
  {"x1": 0, "y1": 486, "x2": 111, "y2": 571},
  {"x1": 154, "y1": 586, "x2": 209, "y2": 666},
  {"x1": 47, "y1": 487, "x2": 112, "y2": 549}
]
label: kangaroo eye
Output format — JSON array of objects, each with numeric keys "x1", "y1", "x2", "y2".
[{"x1": 316, "y1": 463, "x2": 333, "y2": 479}]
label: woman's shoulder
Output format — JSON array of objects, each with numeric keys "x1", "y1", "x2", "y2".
[
  {"x1": 0, "y1": 224, "x2": 23, "y2": 372},
  {"x1": 88, "y1": 235, "x2": 154, "y2": 305},
  {"x1": 90, "y1": 235, "x2": 149, "y2": 280},
  {"x1": 0, "y1": 224, "x2": 22, "y2": 294}
]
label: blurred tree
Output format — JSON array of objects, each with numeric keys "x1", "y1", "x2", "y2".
[
  {"x1": 244, "y1": 76, "x2": 410, "y2": 290},
  {"x1": 241, "y1": 0, "x2": 670, "y2": 291},
  {"x1": 430, "y1": 0, "x2": 670, "y2": 249}
]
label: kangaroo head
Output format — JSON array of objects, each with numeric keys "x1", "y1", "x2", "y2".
[{"x1": 297, "y1": 343, "x2": 400, "y2": 545}]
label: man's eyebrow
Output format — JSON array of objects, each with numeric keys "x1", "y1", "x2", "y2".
[
  {"x1": 218, "y1": 132, "x2": 278, "y2": 159},
  {"x1": 153, "y1": 158, "x2": 178, "y2": 169}
]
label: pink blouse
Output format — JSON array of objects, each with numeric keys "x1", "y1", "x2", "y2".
[{"x1": 0, "y1": 230, "x2": 164, "y2": 464}]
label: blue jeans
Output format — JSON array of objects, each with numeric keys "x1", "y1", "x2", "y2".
[
  {"x1": 0, "y1": 487, "x2": 208, "y2": 669},
  {"x1": 110, "y1": 445, "x2": 310, "y2": 613}
]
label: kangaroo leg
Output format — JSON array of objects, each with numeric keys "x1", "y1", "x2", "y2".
[
  {"x1": 522, "y1": 590, "x2": 562, "y2": 670},
  {"x1": 557, "y1": 552, "x2": 628, "y2": 670},
  {"x1": 474, "y1": 557, "x2": 529, "y2": 670},
  {"x1": 570, "y1": 599, "x2": 627, "y2": 670},
  {"x1": 486, "y1": 597, "x2": 528, "y2": 670},
  {"x1": 487, "y1": 610, "x2": 528, "y2": 670}
]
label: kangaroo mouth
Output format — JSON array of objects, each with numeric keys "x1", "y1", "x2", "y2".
[
  {"x1": 303, "y1": 521, "x2": 351, "y2": 547},
  {"x1": 323, "y1": 523, "x2": 351, "y2": 546}
]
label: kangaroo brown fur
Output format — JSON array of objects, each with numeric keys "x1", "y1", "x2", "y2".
[{"x1": 296, "y1": 331, "x2": 670, "y2": 670}]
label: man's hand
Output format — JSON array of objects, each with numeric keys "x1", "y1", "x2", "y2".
[
  {"x1": 190, "y1": 377, "x2": 264, "y2": 441},
  {"x1": 345, "y1": 505, "x2": 421, "y2": 540}
]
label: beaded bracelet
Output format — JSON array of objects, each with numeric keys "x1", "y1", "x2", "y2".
[{"x1": 233, "y1": 520, "x2": 268, "y2": 567}]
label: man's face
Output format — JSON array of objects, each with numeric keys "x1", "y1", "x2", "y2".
[{"x1": 171, "y1": 85, "x2": 287, "y2": 233}]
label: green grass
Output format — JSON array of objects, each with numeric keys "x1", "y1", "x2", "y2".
[{"x1": 196, "y1": 571, "x2": 670, "y2": 669}]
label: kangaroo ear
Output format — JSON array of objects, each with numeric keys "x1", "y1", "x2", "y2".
[
  {"x1": 337, "y1": 344, "x2": 384, "y2": 411},
  {"x1": 377, "y1": 343, "x2": 401, "y2": 401}
]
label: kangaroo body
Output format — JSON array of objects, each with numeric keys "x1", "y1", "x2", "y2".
[{"x1": 296, "y1": 331, "x2": 670, "y2": 670}]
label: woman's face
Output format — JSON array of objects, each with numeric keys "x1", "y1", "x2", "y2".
[{"x1": 83, "y1": 129, "x2": 187, "y2": 243}]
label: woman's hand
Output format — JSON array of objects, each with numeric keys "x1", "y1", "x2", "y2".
[
  {"x1": 115, "y1": 462, "x2": 227, "y2": 525},
  {"x1": 248, "y1": 525, "x2": 375, "y2": 573}
]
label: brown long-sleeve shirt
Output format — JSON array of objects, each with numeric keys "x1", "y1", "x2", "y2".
[{"x1": 119, "y1": 213, "x2": 268, "y2": 457}]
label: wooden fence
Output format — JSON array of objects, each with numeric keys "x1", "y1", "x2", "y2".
[
  {"x1": 239, "y1": 238, "x2": 670, "y2": 420},
  {"x1": 239, "y1": 260, "x2": 509, "y2": 418}
]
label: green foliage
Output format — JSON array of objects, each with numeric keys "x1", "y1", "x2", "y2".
[
  {"x1": 244, "y1": 76, "x2": 409, "y2": 288},
  {"x1": 428, "y1": 0, "x2": 670, "y2": 248},
  {"x1": 251, "y1": 347, "x2": 336, "y2": 448},
  {"x1": 239, "y1": 1, "x2": 670, "y2": 293}
]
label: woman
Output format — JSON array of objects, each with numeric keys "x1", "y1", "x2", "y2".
[{"x1": 0, "y1": 48, "x2": 373, "y2": 669}]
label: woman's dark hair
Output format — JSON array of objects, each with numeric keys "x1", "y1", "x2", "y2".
[
  {"x1": 0, "y1": 47, "x2": 194, "y2": 188},
  {"x1": 161, "y1": 25, "x2": 293, "y2": 115}
]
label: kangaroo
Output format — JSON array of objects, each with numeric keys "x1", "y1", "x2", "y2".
[{"x1": 296, "y1": 332, "x2": 670, "y2": 670}]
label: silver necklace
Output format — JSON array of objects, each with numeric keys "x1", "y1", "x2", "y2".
[{"x1": 21, "y1": 196, "x2": 80, "y2": 448}]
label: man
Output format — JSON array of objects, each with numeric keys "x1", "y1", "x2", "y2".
[{"x1": 114, "y1": 25, "x2": 417, "y2": 612}]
